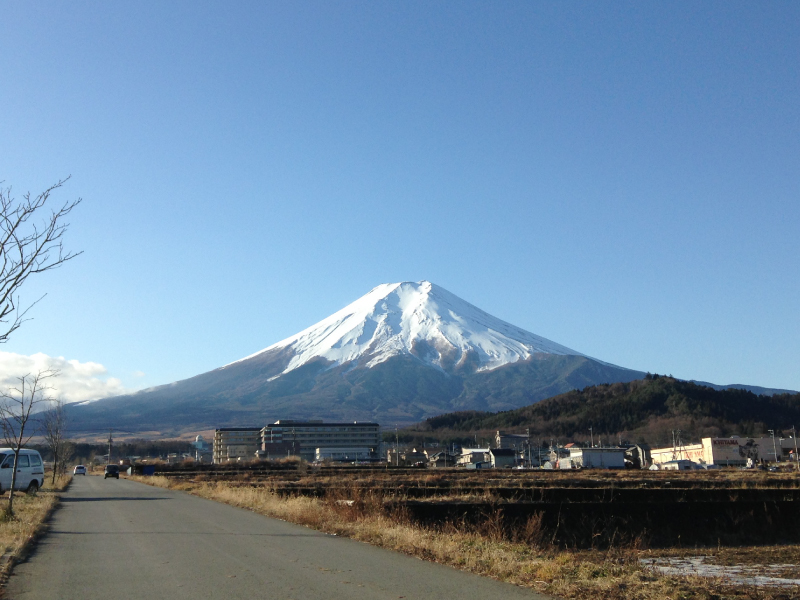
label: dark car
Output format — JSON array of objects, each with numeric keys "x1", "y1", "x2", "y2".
[{"x1": 104, "y1": 464, "x2": 120, "y2": 479}]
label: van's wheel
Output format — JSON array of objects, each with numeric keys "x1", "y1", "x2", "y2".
[{"x1": 26, "y1": 481, "x2": 39, "y2": 495}]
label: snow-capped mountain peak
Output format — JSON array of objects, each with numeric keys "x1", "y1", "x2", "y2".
[{"x1": 231, "y1": 280, "x2": 583, "y2": 377}]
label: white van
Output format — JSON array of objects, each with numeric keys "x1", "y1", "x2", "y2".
[{"x1": 0, "y1": 448, "x2": 45, "y2": 493}]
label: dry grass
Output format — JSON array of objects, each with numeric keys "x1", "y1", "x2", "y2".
[
  {"x1": 0, "y1": 474, "x2": 72, "y2": 583},
  {"x1": 130, "y1": 474, "x2": 800, "y2": 599}
]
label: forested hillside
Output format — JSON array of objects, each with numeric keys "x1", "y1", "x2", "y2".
[{"x1": 399, "y1": 375, "x2": 800, "y2": 448}]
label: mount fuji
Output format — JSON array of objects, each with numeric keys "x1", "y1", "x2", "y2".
[
  {"x1": 231, "y1": 281, "x2": 591, "y2": 376},
  {"x1": 66, "y1": 281, "x2": 646, "y2": 434}
]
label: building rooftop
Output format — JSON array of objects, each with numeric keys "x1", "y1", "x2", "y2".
[
  {"x1": 265, "y1": 421, "x2": 379, "y2": 427},
  {"x1": 215, "y1": 427, "x2": 262, "y2": 432},
  {"x1": 490, "y1": 448, "x2": 517, "y2": 456}
]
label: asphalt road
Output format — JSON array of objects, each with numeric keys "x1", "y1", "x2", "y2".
[{"x1": 5, "y1": 475, "x2": 553, "y2": 600}]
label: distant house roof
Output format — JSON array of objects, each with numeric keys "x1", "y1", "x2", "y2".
[
  {"x1": 490, "y1": 448, "x2": 516, "y2": 456},
  {"x1": 564, "y1": 443, "x2": 577, "y2": 448},
  {"x1": 428, "y1": 451, "x2": 454, "y2": 459}
]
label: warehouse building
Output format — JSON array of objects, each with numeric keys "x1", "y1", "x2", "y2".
[
  {"x1": 568, "y1": 447, "x2": 626, "y2": 469},
  {"x1": 650, "y1": 436, "x2": 800, "y2": 467}
]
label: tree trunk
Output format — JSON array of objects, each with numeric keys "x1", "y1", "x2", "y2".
[
  {"x1": 6, "y1": 450, "x2": 19, "y2": 516},
  {"x1": 6, "y1": 420, "x2": 26, "y2": 516},
  {"x1": 51, "y1": 449, "x2": 58, "y2": 485}
]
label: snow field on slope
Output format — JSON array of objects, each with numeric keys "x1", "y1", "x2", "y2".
[{"x1": 229, "y1": 281, "x2": 583, "y2": 375}]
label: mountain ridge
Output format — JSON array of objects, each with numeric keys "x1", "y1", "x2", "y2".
[{"x1": 399, "y1": 376, "x2": 800, "y2": 448}]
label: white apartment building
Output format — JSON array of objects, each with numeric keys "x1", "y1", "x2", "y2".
[
  {"x1": 260, "y1": 420, "x2": 381, "y2": 461},
  {"x1": 212, "y1": 428, "x2": 262, "y2": 463}
]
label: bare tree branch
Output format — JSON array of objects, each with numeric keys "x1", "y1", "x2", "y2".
[{"x1": 0, "y1": 178, "x2": 82, "y2": 343}]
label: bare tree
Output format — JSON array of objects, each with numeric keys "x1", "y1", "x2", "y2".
[
  {"x1": 0, "y1": 370, "x2": 57, "y2": 516},
  {"x1": 0, "y1": 178, "x2": 82, "y2": 343},
  {"x1": 41, "y1": 397, "x2": 67, "y2": 485},
  {"x1": 59, "y1": 440, "x2": 75, "y2": 477}
]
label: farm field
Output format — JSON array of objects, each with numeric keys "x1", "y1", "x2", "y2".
[{"x1": 134, "y1": 463, "x2": 800, "y2": 599}]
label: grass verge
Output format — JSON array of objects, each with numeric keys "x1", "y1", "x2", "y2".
[
  {"x1": 0, "y1": 474, "x2": 72, "y2": 587},
  {"x1": 130, "y1": 474, "x2": 800, "y2": 600}
]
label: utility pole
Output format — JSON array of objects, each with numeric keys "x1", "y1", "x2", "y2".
[
  {"x1": 769, "y1": 429, "x2": 778, "y2": 464},
  {"x1": 793, "y1": 426, "x2": 799, "y2": 472},
  {"x1": 395, "y1": 426, "x2": 399, "y2": 467},
  {"x1": 107, "y1": 429, "x2": 113, "y2": 466},
  {"x1": 589, "y1": 427, "x2": 593, "y2": 448},
  {"x1": 538, "y1": 438, "x2": 541, "y2": 468},
  {"x1": 671, "y1": 430, "x2": 676, "y2": 460}
]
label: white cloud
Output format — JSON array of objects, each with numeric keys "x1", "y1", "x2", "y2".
[{"x1": 0, "y1": 352, "x2": 129, "y2": 404}]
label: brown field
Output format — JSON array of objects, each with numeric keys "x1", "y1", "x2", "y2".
[{"x1": 130, "y1": 464, "x2": 800, "y2": 599}]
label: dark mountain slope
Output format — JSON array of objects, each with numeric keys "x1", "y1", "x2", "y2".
[
  {"x1": 402, "y1": 376, "x2": 800, "y2": 447},
  {"x1": 65, "y1": 354, "x2": 645, "y2": 435}
]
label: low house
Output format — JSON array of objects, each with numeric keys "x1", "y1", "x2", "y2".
[
  {"x1": 625, "y1": 444, "x2": 651, "y2": 469},
  {"x1": 558, "y1": 457, "x2": 579, "y2": 469},
  {"x1": 489, "y1": 448, "x2": 516, "y2": 468},
  {"x1": 456, "y1": 448, "x2": 490, "y2": 467},
  {"x1": 386, "y1": 448, "x2": 428, "y2": 466},
  {"x1": 549, "y1": 447, "x2": 569, "y2": 461},
  {"x1": 427, "y1": 451, "x2": 456, "y2": 468},
  {"x1": 569, "y1": 447, "x2": 626, "y2": 469}
]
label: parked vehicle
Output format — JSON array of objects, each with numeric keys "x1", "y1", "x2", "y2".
[
  {"x1": 73, "y1": 465, "x2": 87, "y2": 475},
  {"x1": 104, "y1": 464, "x2": 120, "y2": 479},
  {"x1": 0, "y1": 448, "x2": 46, "y2": 494}
]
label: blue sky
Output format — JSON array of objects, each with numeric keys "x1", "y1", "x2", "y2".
[{"x1": 1, "y1": 1, "x2": 798, "y2": 398}]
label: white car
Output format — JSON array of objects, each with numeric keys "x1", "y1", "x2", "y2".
[
  {"x1": 73, "y1": 465, "x2": 87, "y2": 475},
  {"x1": 0, "y1": 448, "x2": 45, "y2": 494}
]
